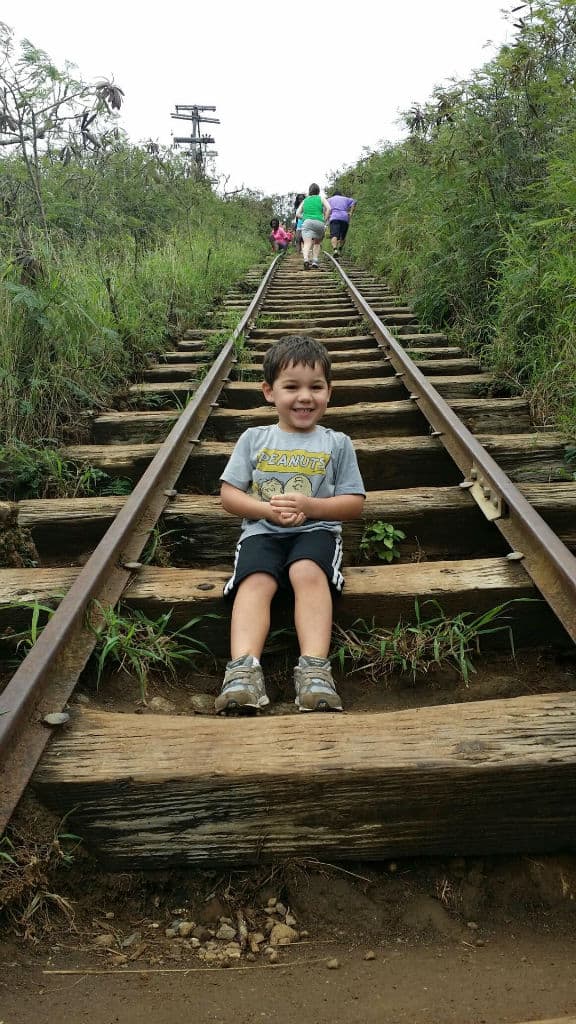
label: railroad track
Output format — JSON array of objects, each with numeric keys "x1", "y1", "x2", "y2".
[{"x1": 1, "y1": 251, "x2": 576, "y2": 866}]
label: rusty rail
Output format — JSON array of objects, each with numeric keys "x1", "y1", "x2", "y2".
[
  {"x1": 329, "y1": 254, "x2": 576, "y2": 643},
  {"x1": 0, "y1": 255, "x2": 280, "y2": 834}
]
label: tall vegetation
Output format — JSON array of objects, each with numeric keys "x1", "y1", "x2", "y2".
[
  {"x1": 333, "y1": 0, "x2": 576, "y2": 431},
  {"x1": 0, "y1": 23, "x2": 269, "y2": 448}
]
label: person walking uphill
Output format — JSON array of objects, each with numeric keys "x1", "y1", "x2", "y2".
[
  {"x1": 216, "y1": 334, "x2": 366, "y2": 715},
  {"x1": 328, "y1": 191, "x2": 356, "y2": 258},
  {"x1": 295, "y1": 184, "x2": 331, "y2": 270}
]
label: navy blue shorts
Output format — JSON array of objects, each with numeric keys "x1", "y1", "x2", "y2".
[
  {"x1": 224, "y1": 529, "x2": 344, "y2": 600},
  {"x1": 329, "y1": 220, "x2": 349, "y2": 241}
]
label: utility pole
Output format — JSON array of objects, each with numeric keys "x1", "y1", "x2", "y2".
[{"x1": 171, "y1": 104, "x2": 219, "y2": 177}]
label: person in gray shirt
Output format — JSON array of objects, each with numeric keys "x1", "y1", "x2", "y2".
[{"x1": 216, "y1": 335, "x2": 365, "y2": 715}]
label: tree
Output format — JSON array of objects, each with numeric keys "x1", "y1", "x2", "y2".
[{"x1": 0, "y1": 22, "x2": 124, "y2": 233}]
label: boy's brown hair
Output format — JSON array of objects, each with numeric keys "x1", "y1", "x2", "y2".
[{"x1": 262, "y1": 335, "x2": 332, "y2": 386}]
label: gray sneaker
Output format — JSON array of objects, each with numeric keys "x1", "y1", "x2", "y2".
[
  {"x1": 215, "y1": 655, "x2": 269, "y2": 714},
  {"x1": 294, "y1": 656, "x2": 343, "y2": 712}
]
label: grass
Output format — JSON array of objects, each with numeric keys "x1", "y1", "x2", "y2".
[
  {"x1": 89, "y1": 603, "x2": 215, "y2": 701},
  {"x1": 0, "y1": 441, "x2": 133, "y2": 500},
  {"x1": 1, "y1": 599, "x2": 215, "y2": 703},
  {"x1": 0, "y1": 809, "x2": 81, "y2": 937},
  {"x1": 332, "y1": 600, "x2": 516, "y2": 685}
]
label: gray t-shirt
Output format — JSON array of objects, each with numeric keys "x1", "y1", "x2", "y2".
[{"x1": 220, "y1": 423, "x2": 365, "y2": 540}]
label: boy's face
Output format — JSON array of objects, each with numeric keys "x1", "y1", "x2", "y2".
[{"x1": 262, "y1": 360, "x2": 331, "y2": 433}]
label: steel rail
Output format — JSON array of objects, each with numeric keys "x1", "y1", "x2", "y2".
[
  {"x1": 328, "y1": 254, "x2": 576, "y2": 642},
  {"x1": 0, "y1": 255, "x2": 281, "y2": 834}
]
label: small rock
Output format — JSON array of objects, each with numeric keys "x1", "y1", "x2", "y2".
[
  {"x1": 189, "y1": 693, "x2": 216, "y2": 715},
  {"x1": 178, "y1": 922, "x2": 194, "y2": 938},
  {"x1": 121, "y1": 931, "x2": 141, "y2": 948},
  {"x1": 148, "y1": 695, "x2": 175, "y2": 714},
  {"x1": 268, "y1": 950, "x2": 279, "y2": 964},
  {"x1": 364, "y1": 950, "x2": 376, "y2": 961},
  {"x1": 223, "y1": 942, "x2": 241, "y2": 959},
  {"x1": 475, "y1": 939, "x2": 486, "y2": 947},
  {"x1": 467, "y1": 921, "x2": 479, "y2": 931},
  {"x1": 300, "y1": 930, "x2": 309, "y2": 939},
  {"x1": 216, "y1": 924, "x2": 237, "y2": 941},
  {"x1": 388, "y1": 862, "x2": 398, "y2": 873},
  {"x1": 105, "y1": 911, "x2": 115, "y2": 920},
  {"x1": 198, "y1": 949, "x2": 218, "y2": 963},
  {"x1": 267, "y1": 897, "x2": 278, "y2": 909},
  {"x1": 189, "y1": 937, "x2": 201, "y2": 948},
  {"x1": 246, "y1": 952, "x2": 256, "y2": 962},
  {"x1": 193, "y1": 925, "x2": 213, "y2": 942},
  {"x1": 93, "y1": 934, "x2": 115, "y2": 947},
  {"x1": 285, "y1": 913, "x2": 297, "y2": 928},
  {"x1": 42, "y1": 712, "x2": 70, "y2": 727},
  {"x1": 275, "y1": 901, "x2": 287, "y2": 916},
  {"x1": 327, "y1": 958, "x2": 340, "y2": 970},
  {"x1": 270, "y1": 923, "x2": 298, "y2": 947},
  {"x1": 74, "y1": 693, "x2": 91, "y2": 705},
  {"x1": 165, "y1": 928, "x2": 177, "y2": 939},
  {"x1": 219, "y1": 916, "x2": 234, "y2": 926}
]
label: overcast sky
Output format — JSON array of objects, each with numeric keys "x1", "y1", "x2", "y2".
[{"x1": 2, "y1": 1, "x2": 518, "y2": 196}]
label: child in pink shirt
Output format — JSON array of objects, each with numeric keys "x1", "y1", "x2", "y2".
[{"x1": 269, "y1": 219, "x2": 292, "y2": 252}]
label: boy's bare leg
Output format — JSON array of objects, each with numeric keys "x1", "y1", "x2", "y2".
[
  {"x1": 288, "y1": 560, "x2": 332, "y2": 657},
  {"x1": 230, "y1": 573, "x2": 278, "y2": 660},
  {"x1": 302, "y1": 237, "x2": 313, "y2": 264},
  {"x1": 311, "y1": 240, "x2": 322, "y2": 265}
]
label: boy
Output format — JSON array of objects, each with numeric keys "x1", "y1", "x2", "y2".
[{"x1": 216, "y1": 335, "x2": 365, "y2": 715}]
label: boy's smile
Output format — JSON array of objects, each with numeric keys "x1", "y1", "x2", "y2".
[{"x1": 262, "y1": 360, "x2": 332, "y2": 433}]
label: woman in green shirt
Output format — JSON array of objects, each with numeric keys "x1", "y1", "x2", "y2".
[{"x1": 295, "y1": 183, "x2": 331, "y2": 270}]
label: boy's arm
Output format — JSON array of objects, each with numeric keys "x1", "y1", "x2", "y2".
[{"x1": 221, "y1": 482, "x2": 272, "y2": 520}]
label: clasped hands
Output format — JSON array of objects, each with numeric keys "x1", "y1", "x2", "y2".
[{"x1": 268, "y1": 492, "x2": 310, "y2": 527}]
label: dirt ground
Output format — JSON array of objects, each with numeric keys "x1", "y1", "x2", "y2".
[
  {"x1": 2, "y1": 649, "x2": 576, "y2": 1022},
  {"x1": 2, "y1": 854, "x2": 576, "y2": 1024}
]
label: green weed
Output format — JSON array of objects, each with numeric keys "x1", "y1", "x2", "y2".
[
  {"x1": 360, "y1": 521, "x2": 406, "y2": 563},
  {"x1": 89, "y1": 603, "x2": 215, "y2": 701},
  {"x1": 0, "y1": 442, "x2": 132, "y2": 500},
  {"x1": 332, "y1": 600, "x2": 516, "y2": 685}
]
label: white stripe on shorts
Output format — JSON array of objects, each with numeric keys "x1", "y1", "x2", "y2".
[
  {"x1": 331, "y1": 535, "x2": 344, "y2": 592},
  {"x1": 223, "y1": 539, "x2": 243, "y2": 596}
]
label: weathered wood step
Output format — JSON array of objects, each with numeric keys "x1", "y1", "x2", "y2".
[
  {"x1": 143, "y1": 364, "x2": 209, "y2": 382},
  {"x1": 127, "y1": 375, "x2": 498, "y2": 410},
  {"x1": 250, "y1": 314, "x2": 417, "y2": 338},
  {"x1": 62, "y1": 433, "x2": 569, "y2": 489},
  {"x1": 92, "y1": 398, "x2": 531, "y2": 444},
  {"x1": 248, "y1": 335, "x2": 376, "y2": 351},
  {"x1": 393, "y1": 332, "x2": 448, "y2": 345},
  {"x1": 12, "y1": 483, "x2": 576, "y2": 561},
  {"x1": 238, "y1": 359, "x2": 389, "y2": 379},
  {"x1": 35, "y1": 691, "x2": 576, "y2": 866},
  {"x1": 0, "y1": 559, "x2": 548, "y2": 645},
  {"x1": 255, "y1": 314, "x2": 364, "y2": 330},
  {"x1": 92, "y1": 401, "x2": 428, "y2": 443},
  {"x1": 248, "y1": 345, "x2": 384, "y2": 364}
]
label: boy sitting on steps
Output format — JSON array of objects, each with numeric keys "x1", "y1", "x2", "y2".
[{"x1": 216, "y1": 335, "x2": 366, "y2": 715}]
